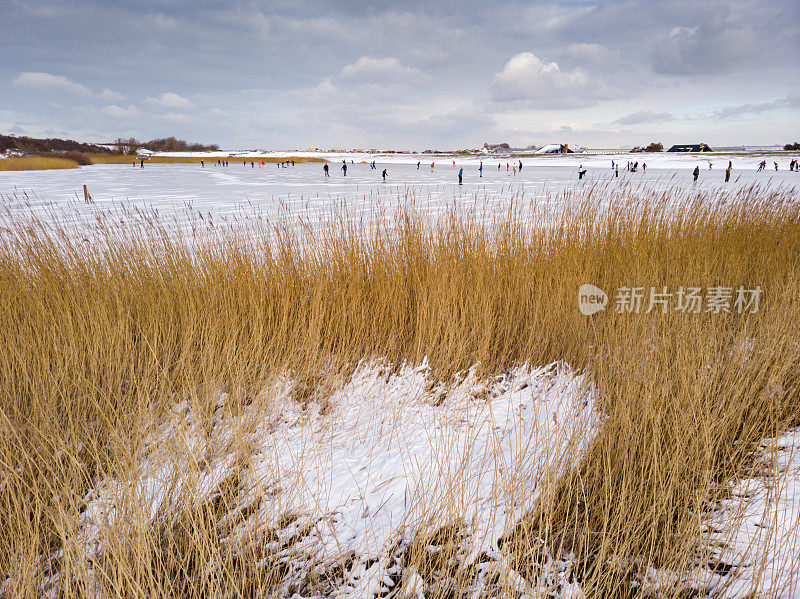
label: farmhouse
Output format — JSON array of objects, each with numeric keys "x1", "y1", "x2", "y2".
[{"x1": 667, "y1": 143, "x2": 713, "y2": 152}]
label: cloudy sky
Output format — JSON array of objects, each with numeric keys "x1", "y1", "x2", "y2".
[{"x1": 1, "y1": 0, "x2": 798, "y2": 150}]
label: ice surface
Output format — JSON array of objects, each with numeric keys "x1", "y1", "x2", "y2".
[{"x1": 1, "y1": 153, "x2": 797, "y2": 235}]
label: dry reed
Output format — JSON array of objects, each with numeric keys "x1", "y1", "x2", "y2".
[
  {"x1": 0, "y1": 184, "x2": 798, "y2": 597},
  {"x1": 0, "y1": 156, "x2": 80, "y2": 171}
]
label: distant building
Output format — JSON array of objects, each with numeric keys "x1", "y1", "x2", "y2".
[
  {"x1": 534, "y1": 143, "x2": 574, "y2": 154},
  {"x1": 667, "y1": 144, "x2": 712, "y2": 152}
]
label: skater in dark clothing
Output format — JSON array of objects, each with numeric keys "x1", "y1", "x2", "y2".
[
  {"x1": 725, "y1": 167, "x2": 731, "y2": 182},
  {"x1": 140, "y1": 159, "x2": 145, "y2": 168},
  {"x1": 615, "y1": 165, "x2": 619, "y2": 177},
  {"x1": 479, "y1": 161, "x2": 483, "y2": 177},
  {"x1": 417, "y1": 161, "x2": 420, "y2": 169},
  {"x1": 578, "y1": 165, "x2": 587, "y2": 180},
  {"x1": 458, "y1": 167, "x2": 463, "y2": 185},
  {"x1": 642, "y1": 163, "x2": 646, "y2": 173},
  {"x1": 323, "y1": 163, "x2": 329, "y2": 177},
  {"x1": 693, "y1": 166, "x2": 700, "y2": 182},
  {"x1": 201, "y1": 160, "x2": 204, "y2": 167},
  {"x1": 342, "y1": 162, "x2": 347, "y2": 176},
  {"x1": 382, "y1": 169, "x2": 387, "y2": 182},
  {"x1": 518, "y1": 160, "x2": 522, "y2": 171}
]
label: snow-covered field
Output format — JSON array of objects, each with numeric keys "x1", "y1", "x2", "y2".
[{"x1": 1, "y1": 153, "x2": 798, "y2": 231}]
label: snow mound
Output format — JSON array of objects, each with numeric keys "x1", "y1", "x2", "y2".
[{"x1": 57, "y1": 360, "x2": 598, "y2": 597}]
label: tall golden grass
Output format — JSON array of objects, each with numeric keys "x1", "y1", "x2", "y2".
[
  {"x1": 0, "y1": 156, "x2": 80, "y2": 171},
  {"x1": 0, "y1": 185, "x2": 798, "y2": 596}
]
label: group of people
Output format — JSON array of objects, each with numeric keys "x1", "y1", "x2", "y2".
[
  {"x1": 192, "y1": 155, "x2": 800, "y2": 185},
  {"x1": 199, "y1": 159, "x2": 230, "y2": 167}
]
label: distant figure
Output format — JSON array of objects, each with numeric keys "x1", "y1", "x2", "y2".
[
  {"x1": 615, "y1": 165, "x2": 619, "y2": 177},
  {"x1": 342, "y1": 162, "x2": 347, "y2": 176},
  {"x1": 382, "y1": 168, "x2": 387, "y2": 182},
  {"x1": 728, "y1": 160, "x2": 732, "y2": 170},
  {"x1": 578, "y1": 165, "x2": 587, "y2": 180},
  {"x1": 417, "y1": 161, "x2": 420, "y2": 169},
  {"x1": 498, "y1": 163, "x2": 501, "y2": 171},
  {"x1": 725, "y1": 167, "x2": 731, "y2": 182},
  {"x1": 512, "y1": 165, "x2": 517, "y2": 175},
  {"x1": 323, "y1": 163, "x2": 329, "y2": 177},
  {"x1": 453, "y1": 160, "x2": 456, "y2": 167},
  {"x1": 518, "y1": 160, "x2": 522, "y2": 171},
  {"x1": 201, "y1": 160, "x2": 204, "y2": 167},
  {"x1": 506, "y1": 162, "x2": 509, "y2": 171},
  {"x1": 251, "y1": 161, "x2": 254, "y2": 168},
  {"x1": 708, "y1": 161, "x2": 712, "y2": 169},
  {"x1": 140, "y1": 159, "x2": 145, "y2": 168},
  {"x1": 642, "y1": 163, "x2": 646, "y2": 173},
  {"x1": 693, "y1": 166, "x2": 700, "y2": 182},
  {"x1": 458, "y1": 167, "x2": 463, "y2": 185},
  {"x1": 479, "y1": 161, "x2": 483, "y2": 177},
  {"x1": 430, "y1": 162, "x2": 435, "y2": 171},
  {"x1": 611, "y1": 160, "x2": 615, "y2": 169},
  {"x1": 292, "y1": 160, "x2": 295, "y2": 166},
  {"x1": 774, "y1": 162, "x2": 779, "y2": 171},
  {"x1": 757, "y1": 160, "x2": 765, "y2": 172}
]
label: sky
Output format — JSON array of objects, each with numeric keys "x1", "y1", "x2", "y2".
[{"x1": 1, "y1": 0, "x2": 798, "y2": 151}]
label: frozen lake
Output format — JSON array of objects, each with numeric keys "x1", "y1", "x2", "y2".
[{"x1": 1, "y1": 153, "x2": 798, "y2": 234}]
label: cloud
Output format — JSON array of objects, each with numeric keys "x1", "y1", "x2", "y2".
[
  {"x1": 615, "y1": 110, "x2": 676, "y2": 125},
  {"x1": 101, "y1": 104, "x2": 142, "y2": 119},
  {"x1": 563, "y1": 43, "x2": 616, "y2": 65},
  {"x1": 651, "y1": 10, "x2": 759, "y2": 75},
  {"x1": 146, "y1": 92, "x2": 193, "y2": 110},
  {"x1": 12, "y1": 72, "x2": 90, "y2": 95},
  {"x1": 712, "y1": 92, "x2": 800, "y2": 119},
  {"x1": 99, "y1": 88, "x2": 125, "y2": 101},
  {"x1": 160, "y1": 112, "x2": 193, "y2": 124},
  {"x1": 492, "y1": 52, "x2": 589, "y2": 106},
  {"x1": 340, "y1": 56, "x2": 425, "y2": 85}
]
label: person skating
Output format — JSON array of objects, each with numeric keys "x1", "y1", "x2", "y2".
[
  {"x1": 382, "y1": 168, "x2": 387, "y2": 182},
  {"x1": 417, "y1": 161, "x2": 420, "y2": 169},
  {"x1": 342, "y1": 162, "x2": 347, "y2": 176},
  {"x1": 578, "y1": 165, "x2": 587, "y2": 180},
  {"x1": 458, "y1": 167, "x2": 463, "y2": 185},
  {"x1": 693, "y1": 165, "x2": 700, "y2": 182},
  {"x1": 479, "y1": 161, "x2": 483, "y2": 177},
  {"x1": 642, "y1": 163, "x2": 646, "y2": 173},
  {"x1": 725, "y1": 166, "x2": 731, "y2": 182},
  {"x1": 323, "y1": 163, "x2": 329, "y2": 177},
  {"x1": 518, "y1": 160, "x2": 522, "y2": 171}
]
